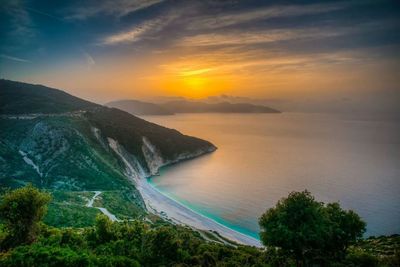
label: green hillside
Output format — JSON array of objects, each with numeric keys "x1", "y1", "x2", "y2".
[{"x1": 0, "y1": 79, "x2": 216, "y2": 227}]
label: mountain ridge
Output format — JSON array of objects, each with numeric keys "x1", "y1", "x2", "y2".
[
  {"x1": 0, "y1": 79, "x2": 216, "y2": 226},
  {"x1": 161, "y1": 99, "x2": 281, "y2": 113},
  {"x1": 0, "y1": 79, "x2": 99, "y2": 114},
  {"x1": 106, "y1": 99, "x2": 174, "y2": 115},
  {"x1": 106, "y1": 98, "x2": 281, "y2": 115}
]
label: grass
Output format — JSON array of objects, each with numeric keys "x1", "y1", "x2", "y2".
[
  {"x1": 44, "y1": 190, "x2": 144, "y2": 227},
  {"x1": 45, "y1": 202, "x2": 101, "y2": 227},
  {"x1": 92, "y1": 190, "x2": 144, "y2": 220},
  {"x1": 355, "y1": 235, "x2": 400, "y2": 257},
  {"x1": 44, "y1": 190, "x2": 99, "y2": 227}
]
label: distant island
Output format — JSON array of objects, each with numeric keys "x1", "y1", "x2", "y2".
[
  {"x1": 106, "y1": 99, "x2": 281, "y2": 116},
  {"x1": 106, "y1": 99, "x2": 174, "y2": 115}
]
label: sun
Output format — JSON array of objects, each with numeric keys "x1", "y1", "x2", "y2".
[
  {"x1": 184, "y1": 77, "x2": 205, "y2": 89},
  {"x1": 155, "y1": 64, "x2": 234, "y2": 99},
  {"x1": 179, "y1": 77, "x2": 205, "y2": 98}
]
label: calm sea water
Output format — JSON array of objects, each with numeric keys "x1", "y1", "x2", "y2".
[{"x1": 142, "y1": 113, "x2": 400, "y2": 239}]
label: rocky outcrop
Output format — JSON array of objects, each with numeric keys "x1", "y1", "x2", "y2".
[
  {"x1": 142, "y1": 137, "x2": 164, "y2": 175},
  {"x1": 107, "y1": 134, "x2": 215, "y2": 181}
]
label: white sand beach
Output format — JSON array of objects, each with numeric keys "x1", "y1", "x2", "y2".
[
  {"x1": 108, "y1": 138, "x2": 262, "y2": 247},
  {"x1": 138, "y1": 178, "x2": 262, "y2": 247}
]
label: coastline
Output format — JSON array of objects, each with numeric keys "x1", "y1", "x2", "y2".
[
  {"x1": 148, "y1": 175, "x2": 260, "y2": 240},
  {"x1": 108, "y1": 137, "x2": 262, "y2": 247},
  {"x1": 139, "y1": 176, "x2": 262, "y2": 247}
]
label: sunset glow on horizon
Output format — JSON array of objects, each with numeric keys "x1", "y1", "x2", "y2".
[{"x1": 1, "y1": 0, "x2": 399, "y2": 111}]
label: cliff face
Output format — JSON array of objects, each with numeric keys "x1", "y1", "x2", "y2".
[
  {"x1": 0, "y1": 110, "x2": 216, "y2": 190},
  {"x1": 84, "y1": 107, "x2": 216, "y2": 175},
  {"x1": 109, "y1": 135, "x2": 215, "y2": 180}
]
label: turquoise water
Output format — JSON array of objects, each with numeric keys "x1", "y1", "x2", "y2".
[
  {"x1": 143, "y1": 113, "x2": 400, "y2": 238},
  {"x1": 148, "y1": 170, "x2": 260, "y2": 239}
]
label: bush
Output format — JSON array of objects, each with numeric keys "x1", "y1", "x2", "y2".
[
  {"x1": 346, "y1": 249, "x2": 379, "y2": 267},
  {"x1": 142, "y1": 226, "x2": 183, "y2": 265},
  {"x1": 0, "y1": 185, "x2": 51, "y2": 248},
  {"x1": 259, "y1": 190, "x2": 366, "y2": 265},
  {"x1": 0, "y1": 186, "x2": 391, "y2": 267},
  {"x1": 0, "y1": 244, "x2": 90, "y2": 267},
  {"x1": 94, "y1": 255, "x2": 140, "y2": 267}
]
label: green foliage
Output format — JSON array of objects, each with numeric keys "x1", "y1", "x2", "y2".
[
  {"x1": 43, "y1": 191, "x2": 101, "y2": 228},
  {"x1": 85, "y1": 107, "x2": 216, "y2": 171},
  {"x1": 349, "y1": 235, "x2": 400, "y2": 267},
  {"x1": 142, "y1": 226, "x2": 184, "y2": 265},
  {"x1": 0, "y1": 224, "x2": 7, "y2": 245},
  {"x1": 259, "y1": 191, "x2": 326, "y2": 263},
  {"x1": 0, "y1": 244, "x2": 91, "y2": 267},
  {"x1": 0, "y1": 116, "x2": 135, "y2": 191},
  {"x1": 324, "y1": 202, "x2": 367, "y2": 258},
  {"x1": 92, "y1": 191, "x2": 143, "y2": 220},
  {"x1": 94, "y1": 214, "x2": 114, "y2": 244},
  {"x1": 1, "y1": 79, "x2": 215, "y2": 230},
  {"x1": 355, "y1": 234, "x2": 400, "y2": 258},
  {"x1": 92, "y1": 255, "x2": 140, "y2": 267},
  {"x1": 44, "y1": 202, "x2": 101, "y2": 228},
  {"x1": 345, "y1": 248, "x2": 379, "y2": 267},
  {"x1": 259, "y1": 190, "x2": 366, "y2": 265},
  {"x1": 0, "y1": 186, "x2": 397, "y2": 267},
  {"x1": 0, "y1": 185, "x2": 51, "y2": 248},
  {"x1": 43, "y1": 190, "x2": 144, "y2": 228}
]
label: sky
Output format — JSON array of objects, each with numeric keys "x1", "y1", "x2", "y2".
[{"x1": 1, "y1": 0, "x2": 399, "y2": 112}]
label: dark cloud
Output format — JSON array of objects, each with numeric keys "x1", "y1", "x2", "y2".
[{"x1": 1, "y1": 1, "x2": 398, "y2": 54}]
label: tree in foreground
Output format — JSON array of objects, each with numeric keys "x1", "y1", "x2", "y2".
[
  {"x1": 259, "y1": 190, "x2": 366, "y2": 266},
  {"x1": 0, "y1": 184, "x2": 51, "y2": 248}
]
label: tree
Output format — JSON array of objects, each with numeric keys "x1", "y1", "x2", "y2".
[
  {"x1": 142, "y1": 226, "x2": 183, "y2": 265},
  {"x1": 323, "y1": 202, "x2": 366, "y2": 259},
  {"x1": 0, "y1": 244, "x2": 91, "y2": 267},
  {"x1": 259, "y1": 190, "x2": 365, "y2": 266},
  {"x1": 0, "y1": 184, "x2": 51, "y2": 248},
  {"x1": 94, "y1": 214, "x2": 114, "y2": 244}
]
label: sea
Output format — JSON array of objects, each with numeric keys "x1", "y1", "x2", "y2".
[{"x1": 141, "y1": 112, "x2": 400, "y2": 239}]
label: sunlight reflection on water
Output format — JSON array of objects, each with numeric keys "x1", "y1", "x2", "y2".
[{"x1": 142, "y1": 113, "x2": 400, "y2": 237}]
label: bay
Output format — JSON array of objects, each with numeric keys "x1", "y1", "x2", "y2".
[{"x1": 142, "y1": 113, "x2": 400, "y2": 238}]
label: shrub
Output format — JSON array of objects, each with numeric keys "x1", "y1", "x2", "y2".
[
  {"x1": 259, "y1": 190, "x2": 365, "y2": 265},
  {"x1": 0, "y1": 185, "x2": 51, "y2": 248}
]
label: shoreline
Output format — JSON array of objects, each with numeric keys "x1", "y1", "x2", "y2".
[
  {"x1": 138, "y1": 176, "x2": 262, "y2": 247},
  {"x1": 108, "y1": 138, "x2": 262, "y2": 247},
  {"x1": 147, "y1": 175, "x2": 261, "y2": 239}
]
